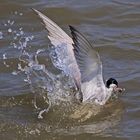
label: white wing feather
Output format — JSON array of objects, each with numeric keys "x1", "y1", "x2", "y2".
[
  {"x1": 32, "y1": 9, "x2": 81, "y2": 89},
  {"x1": 33, "y1": 9, "x2": 110, "y2": 104},
  {"x1": 69, "y1": 26, "x2": 108, "y2": 104}
]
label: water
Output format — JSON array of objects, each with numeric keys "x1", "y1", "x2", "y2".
[{"x1": 0, "y1": 0, "x2": 140, "y2": 140}]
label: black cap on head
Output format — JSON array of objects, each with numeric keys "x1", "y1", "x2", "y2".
[{"x1": 106, "y1": 78, "x2": 118, "y2": 88}]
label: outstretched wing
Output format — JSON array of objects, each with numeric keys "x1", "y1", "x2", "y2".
[
  {"x1": 69, "y1": 26, "x2": 105, "y2": 102},
  {"x1": 32, "y1": 9, "x2": 72, "y2": 47},
  {"x1": 32, "y1": 9, "x2": 81, "y2": 89}
]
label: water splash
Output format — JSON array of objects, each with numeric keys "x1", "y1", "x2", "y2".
[
  {"x1": 50, "y1": 44, "x2": 70, "y2": 76},
  {"x1": 3, "y1": 53, "x2": 10, "y2": 67},
  {"x1": 1, "y1": 11, "x2": 76, "y2": 119}
]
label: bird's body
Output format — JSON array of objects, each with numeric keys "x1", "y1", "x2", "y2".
[{"x1": 33, "y1": 9, "x2": 124, "y2": 105}]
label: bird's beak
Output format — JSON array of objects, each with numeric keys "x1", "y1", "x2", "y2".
[{"x1": 114, "y1": 87, "x2": 125, "y2": 94}]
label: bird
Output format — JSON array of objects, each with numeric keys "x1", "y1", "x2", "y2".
[{"x1": 32, "y1": 9, "x2": 125, "y2": 105}]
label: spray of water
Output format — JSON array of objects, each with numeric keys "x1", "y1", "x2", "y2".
[{"x1": 1, "y1": 11, "x2": 75, "y2": 119}]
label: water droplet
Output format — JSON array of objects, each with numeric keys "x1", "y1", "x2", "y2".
[
  {"x1": 12, "y1": 43, "x2": 17, "y2": 48},
  {"x1": 14, "y1": 36, "x2": 17, "y2": 40},
  {"x1": 19, "y1": 13, "x2": 23, "y2": 16},
  {"x1": 24, "y1": 79, "x2": 28, "y2": 82},
  {"x1": 10, "y1": 21, "x2": 15, "y2": 25},
  {"x1": 16, "y1": 33, "x2": 20, "y2": 36},
  {"x1": 36, "y1": 49, "x2": 45, "y2": 55},
  {"x1": 7, "y1": 20, "x2": 10, "y2": 24},
  {"x1": 14, "y1": 11, "x2": 18, "y2": 15},
  {"x1": 0, "y1": 32, "x2": 3, "y2": 39},
  {"x1": 18, "y1": 63, "x2": 22, "y2": 70},
  {"x1": 12, "y1": 71, "x2": 18, "y2": 75},
  {"x1": 20, "y1": 31, "x2": 24, "y2": 35},
  {"x1": 25, "y1": 37, "x2": 30, "y2": 42},
  {"x1": 3, "y1": 61, "x2": 9, "y2": 67},
  {"x1": 3, "y1": 53, "x2": 7, "y2": 59},
  {"x1": 8, "y1": 28, "x2": 12, "y2": 33},
  {"x1": 19, "y1": 27, "x2": 23, "y2": 31}
]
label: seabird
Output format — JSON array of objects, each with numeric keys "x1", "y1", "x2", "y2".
[{"x1": 32, "y1": 9, "x2": 124, "y2": 105}]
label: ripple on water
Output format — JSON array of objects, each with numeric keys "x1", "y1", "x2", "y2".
[{"x1": 0, "y1": 1, "x2": 140, "y2": 140}]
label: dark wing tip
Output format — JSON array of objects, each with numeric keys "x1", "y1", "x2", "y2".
[
  {"x1": 31, "y1": 8, "x2": 38, "y2": 14},
  {"x1": 31, "y1": 8, "x2": 35, "y2": 11},
  {"x1": 69, "y1": 25, "x2": 79, "y2": 37},
  {"x1": 69, "y1": 25, "x2": 76, "y2": 32},
  {"x1": 31, "y1": 8, "x2": 44, "y2": 18},
  {"x1": 69, "y1": 25, "x2": 79, "y2": 51},
  {"x1": 69, "y1": 25, "x2": 78, "y2": 43}
]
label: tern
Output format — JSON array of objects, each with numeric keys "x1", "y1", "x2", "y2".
[{"x1": 32, "y1": 9, "x2": 124, "y2": 105}]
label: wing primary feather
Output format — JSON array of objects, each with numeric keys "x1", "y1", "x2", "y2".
[
  {"x1": 69, "y1": 25, "x2": 106, "y2": 103},
  {"x1": 69, "y1": 25, "x2": 103, "y2": 83},
  {"x1": 32, "y1": 10, "x2": 82, "y2": 100}
]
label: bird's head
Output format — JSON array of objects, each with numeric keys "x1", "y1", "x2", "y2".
[{"x1": 106, "y1": 78, "x2": 125, "y2": 95}]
